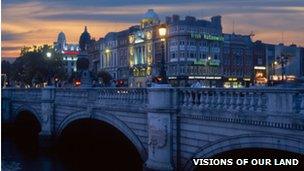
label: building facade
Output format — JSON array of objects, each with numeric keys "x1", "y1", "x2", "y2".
[
  {"x1": 89, "y1": 9, "x2": 303, "y2": 88},
  {"x1": 88, "y1": 38, "x2": 102, "y2": 73},
  {"x1": 270, "y1": 43, "x2": 302, "y2": 82},
  {"x1": 252, "y1": 40, "x2": 267, "y2": 85},
  {"x1": 54, "y1": 32, "x2": 80, "y2": 76},
  {"x1": 165, "y1": 15, "x2": 223, "y2": 87},
  {"x1": 100, "y1": 32, "x2": 119, "y2": 80},
  {"x1": 221, "y1": 33, "x2": 253, "y2": 88}
]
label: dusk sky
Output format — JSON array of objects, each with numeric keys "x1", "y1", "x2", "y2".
[{"x1": 2, "y1": 0, "x2": 304, "y2": 58}]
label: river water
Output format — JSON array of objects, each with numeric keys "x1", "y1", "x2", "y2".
[
  {"x1": 2, "y1": 121, "x2": 143, "y2": 171},
  {"x1": 2, "y1": 135, "x2": 68, "y2": 171}
]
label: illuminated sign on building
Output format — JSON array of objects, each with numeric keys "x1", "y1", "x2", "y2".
[
  {"x1": 228, "y1": 78, "x2": 237, "y2": 81},
  {"x1": 63, "y1": 51, "x2": 80, "y2": 55},
  {"x1": 190, "y1": 33, "x2": 202, "y2": 39},
  {"x1": 203, "y1": 34, "x2": 224, "y2": 41},
  {"x1": 209, "y1": 59, "x2": 220, "y2": 66},
  {"x1": 194, "y1": 59, "x2": 220, "y2": 66},
  {"x1": 194, "y1": 59, "x2": 207, "y2": 65},
  {"x1": 188, "y1": 76, "x2": 222, "y2": 79},
  {"x1": 254, "y1": 66, "x2": 266, "y2": 70},
  {"x1": 190, "y1": 33, "x2": 224, "y2": 41}
]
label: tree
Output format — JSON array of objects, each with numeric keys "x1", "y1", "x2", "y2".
[
  {"x1": 1, "y1": 60, "x2": 11, "y2": 76},
  {"x1": 1, "y1": 60, "x2": 12, "y2": 87},
  {"x1": 11, "y1": 45, "x2": 67, "y2": 87},
  {"x1": 97, "y1": 70, "x2": 112, "y2": 86}
]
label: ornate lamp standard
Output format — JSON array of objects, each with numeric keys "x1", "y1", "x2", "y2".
[
  {"x1": 158, "y1": 24, "x2": 168, "y2": 84},
  {"x1": 46, "y1": 52, "x2": 53, "y2": 87},
  {"x1": 275, "y1": 53, "x2": 289, "y2": 81}
]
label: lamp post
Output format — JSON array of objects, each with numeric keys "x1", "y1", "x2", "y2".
[
  {"x1": 276, "y1": 53, "x2": 288, "y2": 81},
  {"x1": 46, "y1": 52, "x2": 52, "y2": 58},
  {"x1": 158, "y1": 24, "x2": 168, "y2": 84},
  {"x1": 46, "y1": 52, "x2": 53, "y2": 87}
]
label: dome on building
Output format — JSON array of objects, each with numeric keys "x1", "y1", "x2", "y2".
[
  {"x1": 79, "y1": 26, "x2": 91, "y2": 51},
  {"x1": 141, "y1": 9, "x2": 160, "y2": 28},
  {"x1": 56, "y1": 31, "x2": 66, "y2": 51},
  {"x1": 57, "y1": 31, "x2": 66, "y2": 44}
]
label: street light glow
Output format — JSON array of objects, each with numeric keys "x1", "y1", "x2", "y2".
[
  {"x1": 158, "y1": 24, "x2": 167, "y2": 41},
  {"x1": 46, "y1": 52, "x2": 52, "y2": 58}
]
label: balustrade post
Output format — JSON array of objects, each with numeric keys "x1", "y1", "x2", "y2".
[
  {"x1": 256, "y1": 93, "x2": 263, "y2": 112},
  {"x1": 249, "y1": 93, "x2": 255, "y2": 111},
  {"x1": 188, "y1": 90, "x2": 193, "y2": 108},
  {"x1": 204, "y1": 92, "x2": 210, "y2": 108},
  {"x1": 199, "y1": 92, "x2": 205, "y2": 110},
  {"x1": 216, "y1": 92, "x2": 222, "y2": 110},
  {"x1": 300, "y1": 94, "x2": 304, "y2": 115},
  {"x1": 229, "y1": 92, "x2": 235, "y2": 111},
  {"x1": 194, "y1": 91, "x2": 200, "y2": 109},
  {"x1": 235, "y1": 92, "x2": 242, "y2": 111},
  {"x1": 211, "y1": 92, "x2": 216, "y2": 108},
  {"x1": 223, "y1": 92, "x2": 229, "y2": 109},
  {"x1": 242, "y1": 92, "x2": 249, "y2": 111}
]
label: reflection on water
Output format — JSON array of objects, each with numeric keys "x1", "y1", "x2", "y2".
[
  {"x1": 2, "y1": 119, "x2": 143, "y2": 171},
  {"x1": 2, "y1": 132, "x2": 67, "y2": 171}
]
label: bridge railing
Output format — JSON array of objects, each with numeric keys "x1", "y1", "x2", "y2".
[
  {"x1": 95, "y1": 88, "x2": 148, "y2": 107},
  {"x1": 2, "y1": 87, "x2": 304, "y2": 115},
  {"x1": 54, "y1": 87, "x2": 148, "y2": 107},
  {"x1": 55, "y1": 88, "x2": 89, "y2": 105},
  {"x1": 3, "y1": 88, "x2": 43, "y2": 101},
  {"x1": 177, "y1": 88, "x2": 304, "y2": 115}
]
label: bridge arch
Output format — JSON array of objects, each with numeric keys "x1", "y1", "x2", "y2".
[
  {"x1": 183, "y1": 134, "x2": 304, "y2": 170},
  {"x1": 14, "y1": 105, "x2": 42, "y2": 126},
  {"x1": 57, "y1": 110, "x2": 147, "y2": 161}
]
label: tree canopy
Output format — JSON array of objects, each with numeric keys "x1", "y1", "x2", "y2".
[{"x1": 10, "y1": 45, "x2": 66, "y2": 87}]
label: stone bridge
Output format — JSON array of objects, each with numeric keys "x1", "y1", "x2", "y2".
[{"x1": 2, "y1": 87, "x2": 304, "y2": 170}]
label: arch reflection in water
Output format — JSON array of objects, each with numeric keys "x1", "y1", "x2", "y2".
[{"x1": 14, "y1": 110, "x2": 41, "y2": 156}]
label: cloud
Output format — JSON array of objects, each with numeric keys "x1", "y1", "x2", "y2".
[{"x1": 2, "y1": 0, "x2": 304, "y2": 57}]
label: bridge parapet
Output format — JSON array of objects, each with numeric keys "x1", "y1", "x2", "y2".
[
  {"x1": 5, "y1": 88, "x2": 42, "y2": 101},
  {"x1": 177, "y1": 88, "x2": 304, "y2": 130},
  {"x1": 178, "y1": 88, "x2": 304, "y2": 114},
  {"x1": 53, "y1": 88, "x2": 148, "y2": 111},
  {"x1": 95, "y1": 88, "x2": 148, "y2": 107}
]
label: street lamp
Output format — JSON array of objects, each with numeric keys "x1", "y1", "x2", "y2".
[
  {"x1": 46, "y1": 52, "x2": 52, "y2": 58},
  {"x1": 158, "y1": 24, "x2": 168, "y2": 84},
  {"x1": 276, "y1": 53, "x2": 289, "y2": 81}
]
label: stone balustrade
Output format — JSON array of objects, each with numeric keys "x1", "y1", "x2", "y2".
[
  {"x1": 2, "y1": 87, "x2": 304, "y2": 115},
  {"x1": 96, "y1": 88, "x2": 148, "y2": 106},
  {"x1": 4, "y1": 88, "x2": 43, "y2": 101},
  {"x1": 177, "y1": 88, "x2": 304, "y2": 115}
]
